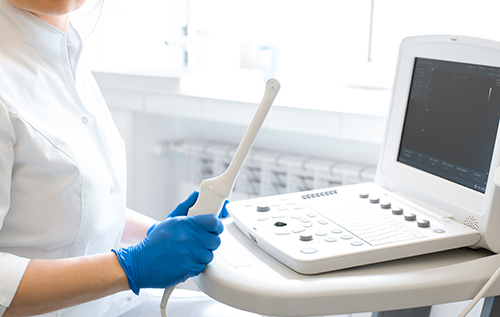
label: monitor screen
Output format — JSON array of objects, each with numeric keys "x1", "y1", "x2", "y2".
[{"x1": 398, "y1": 57, "x2": 500, "y2": 193}]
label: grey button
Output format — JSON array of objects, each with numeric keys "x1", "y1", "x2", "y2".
[
  {"x1": 301, "y1": 247, "x2": 318, "y2": 254},
  {"x1": 392, "y1": 207, "x2": 404, "y2": 215},
  {"x1": 325, "y1": 237, "x2": 337, "y2": 242},
  {"x1": 380, "y1": 201, "x2": 391, "y2": 209},
  {"x1": 369, "y1": 196, "x2": 380, "y2": 204},
  {"x1": 417, "y1": 219, "x2": 431, "y2": 228},
  {"x1": 331, "y1": 229, "x2": 343, "y2": 234},
  {"x1": 82, "y1": 117, "x2": 88, "y2": 124},
  {"x1": 315, "y1": 231, "x2": 328, "y2": 236},
  {"x1": 303, "y1": 223, "x2": 313, "y2": 228},
  {"x1": 300, "y1": 234, "x2": 314, "y2": 241},
  {"x1": 404, "y1": 213, "x2": 417, "y2": 221},
  {"x1": 433, "y1": 229, "x2": 446, "y2": 234},
  {"x1": 274, "y1": 221, "x2": 287, "y2": 227},
  {"x1": 256, "y1": 203, "x2": 270, "y2": 212},
  {"x1": 341, "y1": 235, "x2": 353, "y2": 240},
  {"x1": 359, "y1": 192, "x2": 369, "y2": 199},
  {"x1": 318, "y1": 219, "x2": 329, "y2": 225},
  {"x1": 351, "y1": 241, "x2": 363, "y2": 246}
]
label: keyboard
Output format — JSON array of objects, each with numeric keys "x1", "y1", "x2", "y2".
[{"x1": 227, "y1": 182, "x2": 481, "y2": 274}]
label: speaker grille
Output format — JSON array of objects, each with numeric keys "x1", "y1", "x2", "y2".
[{"x1": 464, "y1": 216, "x2": 480, "y2": 231}]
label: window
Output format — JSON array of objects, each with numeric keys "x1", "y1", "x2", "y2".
[{"x1": 80, "y1": 0, "x2": 500, "y2": 112}]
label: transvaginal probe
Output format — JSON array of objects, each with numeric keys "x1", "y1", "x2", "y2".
[{"x1": 160, "y1": 78, "x2": 281, "y2": 317}]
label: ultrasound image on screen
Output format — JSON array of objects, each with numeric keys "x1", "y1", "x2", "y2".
[{"x1": 398, "y1": 58, "x2": 500, "y2": 193}]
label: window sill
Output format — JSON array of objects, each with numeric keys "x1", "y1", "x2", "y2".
[{"x1": 93, "y1": 69, "x2": 389, "y2": 144}]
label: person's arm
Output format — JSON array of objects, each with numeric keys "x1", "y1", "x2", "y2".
[
  {"x1": 4, "y1": 253, "x2": 129, "y2": 317},
  {"x1": 4, "y1": 192, "x2": 223, "y2": 317}
]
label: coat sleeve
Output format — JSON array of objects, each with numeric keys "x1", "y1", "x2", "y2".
[{"x1": 0, "y1": 99, "x2": 30, "y2": 314}]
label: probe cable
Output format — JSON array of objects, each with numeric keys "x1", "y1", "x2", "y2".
[{"x1": 458, "y1": 264, "x2": 500, "y2": 317}]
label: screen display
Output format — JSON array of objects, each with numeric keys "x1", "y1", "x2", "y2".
[{"x1": 398, "y1": 58, "x2": 500, "y2": 193}]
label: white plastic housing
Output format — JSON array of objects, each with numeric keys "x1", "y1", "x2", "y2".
[
  {"x1": 375, "y1": 35, "x2": 500, "y2": 252},
  {"x1": 188, "y1": 78, "x2": 280, "y2": 216}
]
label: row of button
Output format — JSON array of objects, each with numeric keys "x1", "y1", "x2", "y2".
[
  {"x1": 359, "y1": 192, "x2": 431, "y2": 228},
  {"x1": 301, "y1": 190, "x2": 337, "y2": 199}
]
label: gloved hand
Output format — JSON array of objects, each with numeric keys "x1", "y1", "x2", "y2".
[
  {"x1": 166, "y1": 190, "x2": 229, "y2": 219},
  {"x1": 112, "y1": 192, "x2": 224, "y2": 295},
  {"x1": 146, "y1": 191, "x2": 229, "y2": 236}
]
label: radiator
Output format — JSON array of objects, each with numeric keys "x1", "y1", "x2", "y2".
[{"x1": 161, "y1": 140, "x2": 376, "y2": 200}]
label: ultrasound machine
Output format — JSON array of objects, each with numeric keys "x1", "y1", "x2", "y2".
[{"x1": 224, "y1": 35, "x2": 500, "y2": 316}]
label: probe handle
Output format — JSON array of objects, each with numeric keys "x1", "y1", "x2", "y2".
[{"x1": 187, "y1": 78, "x2": 280, "y2": 216}]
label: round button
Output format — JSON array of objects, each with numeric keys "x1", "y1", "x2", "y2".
[
  {"x1": 301, "y1": 247, "x2": 318, "y2": 254},
  {"x1": 351, "y1": 241, "x2": 363, "y2": 246},
  {"x1": 341, "y1": 235, "x2": 353, "y2": 240},
  {"x1": 315, "y1": 231, "x2": 328, "y2": 236},
  {"x1": 369, "y1": 196, "x2": 380, "y2": 204},
  {"x1": 274, "y1": 221, "x2": 287, "y2": 227},
  {"x1": 380, "y1": 201, "x2": 391, "y2": 209},
  {"x1": 303, "y1": 223, "x2": 313, "y2": 228},
  {"x1": 359, "y1": 192, "x2": 369, "y2": 199},
  {"x1": 300, "y1": 234, "x2": 313, "y2": 241},
  {"x1": 110, "y1": 188, "x2": 115, "y2": 194},
  {"x1": 392, "y1": 207, "x2": 404, "y2": 215},
  {"x1": 82, "y1": 117, "x2": 88, "y2": 124},
  {"x1": 417, "y1": 219, "x2": 431, "y2": 228},
  {"x1": 256, "y1": 203, "x2": 270, "y2": 212},
  {"x1": 331, "y1": 229, "x2": 343, "y2": 234},
  {"x1": 325, "y1": 237, "x2": 337, "y2": 242},
  {"x1": 404, "y1": 213, "x2": 417, "y2": 221},
  {"x1": 433, "y1": 229, "x2": 446, "y2": 234}
]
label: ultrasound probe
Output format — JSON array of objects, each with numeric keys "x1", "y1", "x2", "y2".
[{"x1": 160, "y1": 78, "x2": 280, "y2": 317}]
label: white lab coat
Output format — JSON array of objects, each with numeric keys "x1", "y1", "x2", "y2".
[
  {"x1": 0, "y1": 1, "x2": 263, "y2": 316},
  {"x1": 0, "y1": 0, "x2": 138, "y2": 315}
]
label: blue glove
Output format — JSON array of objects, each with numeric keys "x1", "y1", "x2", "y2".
[
  {"x1": 146, "y1": 191, "x2": 229, "y2": 236},
  {"x1": 113, "y1": 192, "x2": 224, "y2": 295},
  {"x1": 166, "y1": 190, "x2": 229, "y2": 219}
]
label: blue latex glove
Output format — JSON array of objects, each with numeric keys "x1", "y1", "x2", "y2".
[
  {"x1": 146, "y1": 191, "x2": 229, "y2": 236},
  {"x1": 113, "y1": 192, "x2": 224, "y2": 295},
  {"x1": 166, "y1": 190, "x2": 229, "y2": 219}
]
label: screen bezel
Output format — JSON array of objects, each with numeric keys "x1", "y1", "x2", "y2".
[{"x1": 377, "y1": 36, "x2": 500, "y2": 216}]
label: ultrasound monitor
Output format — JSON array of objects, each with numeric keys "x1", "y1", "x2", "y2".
[
  {"x1": 376, "y1": 35, "x2": 500, "y2": 253},
  {"x1": 398, "y1": 58, "x2": 500, "y2": 194}
]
